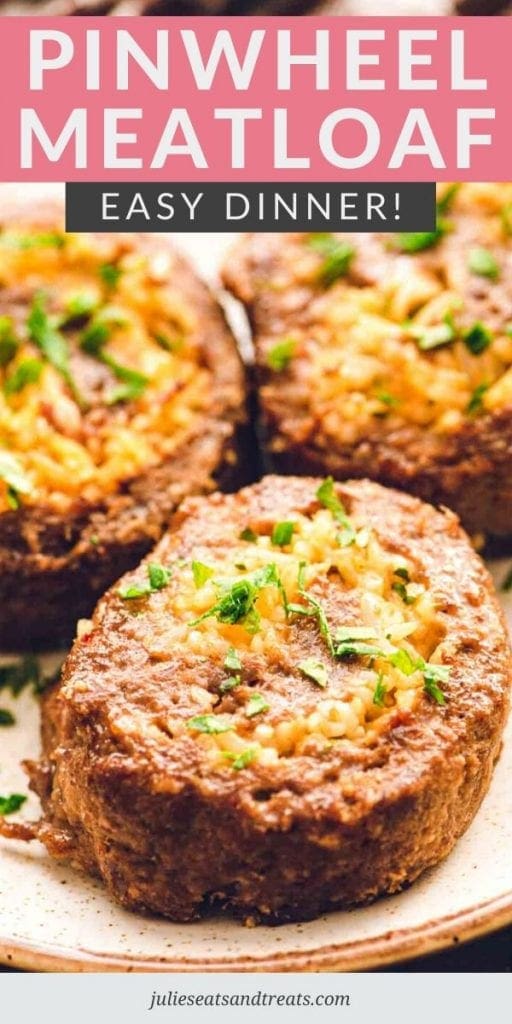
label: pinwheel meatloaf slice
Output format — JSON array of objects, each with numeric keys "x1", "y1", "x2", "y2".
[
  {"x1": 0, "y1": 202, "x2": 248, "y2": 649},
  {"x1": 223, "y1": 184, "x2": 512, "y2": 541},
  {"x1": 20, "y1": 475, "x2": 510, "y2": 923}
]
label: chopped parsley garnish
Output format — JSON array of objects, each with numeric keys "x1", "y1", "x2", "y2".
[
  {"x1": 298, "y1": 658, "x2": 328, "y2": 689},
  {"x1": 99, "y1": 262, "x2": 122, "y2": 290},
  {"x1": 27, "y1": 293, "x2": 84, "y2": 407},
  {"x1": 0, "y1": 655, "x2": 42, "y2": 697},
  {"x1": 501, "y1": 203, "x2": 512, "y2": 236},
  {"x1": 468, "y1": 247, "x2": 499, "y2": 280},
  {"x1": 4, "y1": 358, "x2": 44, "y2": 396},
  {"x1": 372, "y1": 674, "x2": 387, "y2": 707},
  {"x1": 187, "y1": 714, "x2": 232, "y2": 735},
  {"x1": 81, "y1": 318, "x2": 148, "y2": 404},
  {"x1": 61, "y1": 292, "x2": 99, "y2": 324},
  {"x1": 409, "y1": 317, "x2": 455, "y2": 352},
  {"x1": 0, "y1": 793, "x2": 27, "y2": 816},
  {"x1": 395, "y1": 229, "x2": 443, "y2": 253},
  {"x1": 289, "y1": 565, "x2": 334, "y2": 656},
  {"x1": 189, "y1": 563, "x2": 284, "y2": 634},
  {"x1": 239, "y1": 527, "x2": 258, "y2": 543},
  {"x1": 316, "y1": 477, "x2": 357, "y2": 547},
  {"x1": 219, "y1": 676, "x2": 241, "y2": 695},
  {"x1": 224, "y1": 647, "x2": 242, "y2": 673},
  {"x1": 308, "y1": 233, "x2": 355, "y2": 286},
  {"x1": 436, "y1": 184, "x2": 460, "y2": 214},
  {"x1": 501, "y1": 566, "x2": 512, "y2": 592},
  {"x1": 391, "y1": 568, "x2": 417, "y2": 605},
  {"x1": 267, "y1": 337, "x2": 296, "y2": 372},
  {"x1": 118, "y1": 561, "x2": 172, "y2": 599},
  {"x1": 336, "y1": 640, "x2": 383, "y2": 659},
  {"x1": 0, "y1": 451, "x2": 32, "y2": 508},
  {"x1": 396, "y1": 189, "x2": 456, "y2": 253},
  {"x1": 192, "y1": 561, "x2": 215, "y2": 589},
  {"x1": 463, "y1": 322, "x2": 492, "y2": 355},
  {"x1": 0, "y1": 231, "x2": 65, "y2": 251},
  {"x1": 271, "y1": 521, "x2": 295, "y2": 547},
  {"x1": 246, "y1": 693, "x2": 269, "y2": 718},
  {"x1": 423, "y1": 672, "x2": 447, "y2": 706},
  {"x1": 388, "y1": 648, "x2": 418, "y2": 675},
  {"x1": 375, "y1": 390, "x2": 400, "y2": 409},
  {"x1": 467, "y1": 382, "x2": 489, "y2": 415},
  {"x1": 0, "y1": 317, "x2": 19, "y2": 367},
  {"x1": 0, "y1": 709, "x2": 15, "y2": 726},
  {"x1": 223, "y1": 748, "x2": 257, "y2": 771}
]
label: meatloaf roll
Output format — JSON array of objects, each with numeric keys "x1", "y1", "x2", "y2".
[
  {"x1": 11, "y1": 475, "x2": 510, "y2": 923},
  {"x1": 0, "y1": 203, "x2": 247, "y2": 649},
  {"x1": 223, "y1": 184, "x2": 512, "y2": 541}
]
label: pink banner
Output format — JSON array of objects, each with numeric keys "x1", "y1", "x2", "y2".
[{"x1": 0, "y1": 16, "x2": 508, "y2": 182}]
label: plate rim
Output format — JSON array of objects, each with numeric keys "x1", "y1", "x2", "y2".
[{"x1": 1, "y1": 889, "x2": 511, "y2": 973}]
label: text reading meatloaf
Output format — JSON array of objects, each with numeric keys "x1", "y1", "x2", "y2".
[
  {"x1": 0, "y1": 203, "x2": 247, "y2": 648},
  {"x1": 19, "y1": 476, "x2": 510, "y2": 923},
  {"x1": 223, "y1": 184, "x2": 512, "y2": 540}
]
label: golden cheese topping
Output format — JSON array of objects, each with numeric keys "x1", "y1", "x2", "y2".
[
  {"x1": 0, "y1": 226, "x2": 211, "y2": 513},
  {"x1": 264, "y1": 183, "x2": 512, "y2": 445},
  {"x1": 112, "y1": 480, "x2": 448, "y2": 769}
]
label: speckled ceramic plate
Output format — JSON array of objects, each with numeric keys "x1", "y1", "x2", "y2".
[{"x1": 0, "y1": 213, "x2": 511, "y2": 972}]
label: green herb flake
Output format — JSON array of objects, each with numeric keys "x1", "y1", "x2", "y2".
[
  {"x1": 224, "y1": 647, "x2": 242, "y2": 673},
  {"x1": 316, "y1": 478, "x2": 355, "y2": 545},
  {"x1": 27, "y1": 293, "x2": 84, "y2": 406},
  {"x1": 391, "y1": 581, "x2": 417, "y2": 605},
  {"x1": 436, "y1": 184, "x2": 460, "y2": 214},
  {"x1": 388, "y1": 648, "x2": 419, "y2": 676},
  {"x1": 372, "y1": 673, "x2": 387, "y2": 707},
  {"x1": 0, "y1": 451, "x2": 32, "y2": 505},
  {"x1": 336, "y1": 641, "x2": 383, "y2": 660},
  {"x1": 298, "y1": 658, "x2": 328, "y2": 689},
  {"x1": 375, "y1": 390, "x2": 399, "y2": 409},
  {"x1": 463, "y1": 322, "x2": 493, "y2": 355},
  {"x1": 224, "y1": 748, "x2": 257, "y2": 771},
  {"x1": 0, "y1": 231, "x2": 65, "y2": 252},
  {"x1": 267, "y1": 337, "x2": 296, "y2": 372},
  {"x1": 0, "y1": 317, "x2": 19, "y2": 367},
  {"x1": 0, "y1": 709, "x2": 15, "y2": 726},
  {"x1": 0, "y1": 793, "x2": 27, "y2": 816},
  {"x1": 410, "y1": 318, "x2": 455, "y2": 352},
  {"x1": 246, "y1": 693, "x2": 270, "y2": 718},
  {"x1": 468, "y1": 247, "x2": 499, "y2": 280},
  {"x1": 501, "y1": 566, "x2": 512, "y2": 592},
  {"x1": 423, "y1": 675, "x2": 447, "y2": 705},
  {"x1": 395, "y1": 229, "x2": 443, "y2": 253},
  {"x1": 239, "y1": 527, "x2": 258, "y2": 543},
  {"x1": 99, "y1": 263, "x2": 122, "y2": 290},
  {"x1": 118, "y1": 562, "x2": 171, "y2": 599},
  {"x1": 467, "y1": 382, "x2": 489, "y2": 415},
  {"x1": 271, "y1": 521, "x2": 295, "y2": 547},
  {"x1": 187, "y1": 714, "x2": 232, "y2": 735},
  {"x1": 219, "y1": 675, "x2": 241, "y2": 695},
  {"x1": 148, "y1": 562, "x2": 172, "y2": 591},
  {"x1": 501, "y1": 203, "x2": 512, "y2": 236},
  {"x1": 192, "y1": 561, "x2": 215, "y2": 589},
  {"x1": 189, "y1": 563, "x2": 282, "y2": 633},
  {"x1": 4, "y1": 358, "x2": 44, "y2": 396},
  {"x1": 62, "y1": 292, "x2": 98, "y2": 324},
  {"x1": 0, "y1": 655, "x2": 41, "y2": 697},
  {"x1": 308, "y1": 234, "x2": 355, "y2": 286}
]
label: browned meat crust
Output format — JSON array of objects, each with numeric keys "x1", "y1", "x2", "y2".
[
  {"x1": 222, "y1": 220, "x2": 512, "y2": 540},
  {"x1": 0, "y1": 202, "x2": 250, "y2": 649},
  {"x1": 25, "y1": 476, "x2": 511, "y2": 923}
]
